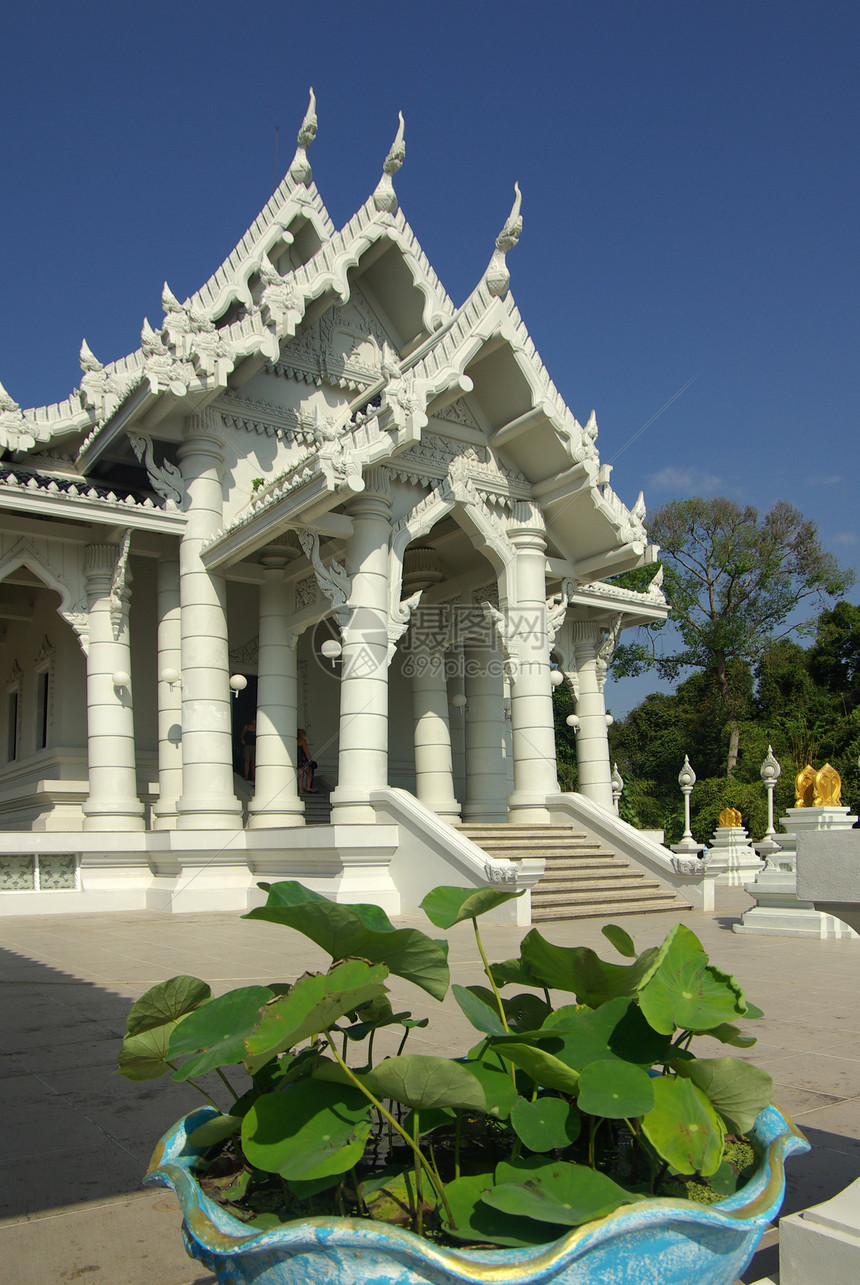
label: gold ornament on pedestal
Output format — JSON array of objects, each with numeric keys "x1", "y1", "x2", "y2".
[{"x1": 813, "y1": 763, "x2": 841, "y2": 806}]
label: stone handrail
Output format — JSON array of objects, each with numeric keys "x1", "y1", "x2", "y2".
[
  {"x1": 546, "y1": 791, "x2": 714, "y2": 911},
  {"x1": 369, "y1": 787, "x2": 544, "y2": 925}
]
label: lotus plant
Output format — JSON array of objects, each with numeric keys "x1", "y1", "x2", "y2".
[{"x1": 117, "y1": 882, "x2": 774, "y2": 1246}]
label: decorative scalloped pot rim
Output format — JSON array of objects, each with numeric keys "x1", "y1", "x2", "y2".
[{"x1": 145, "y1": 1105, "x2": 808, "y2": 1285}]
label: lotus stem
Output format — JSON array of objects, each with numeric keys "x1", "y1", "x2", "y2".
[
  {"x1": 165, "y1": 1060, "x2": 222, "y2": 1111},
  {"x1": 346, "y1": 1167, "x2": 365, "y2": 1216},
  {"x1": 472, "y1": 918, "x2": 511, "y2": 1033},
  {"x1": 215, "y1": 1068, "x2": 239, "y2": 1101},
  {"x1": 322, "y1": 1033, "x2": 455, "y2": 1226},
  {"x1": 413, "y1": 1112, "x2": 424, "y2": 1236}
]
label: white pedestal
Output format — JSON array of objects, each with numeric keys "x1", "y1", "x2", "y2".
[
  {"x1": 705, "y1": 825, "x2": 763, "y2": 887},
  {"x1": 779, "y1": 1177, "x2": 860, "y2": 1284},
  {"x1": 734, "y1": 808, "x2": 858, "y2": 940}
]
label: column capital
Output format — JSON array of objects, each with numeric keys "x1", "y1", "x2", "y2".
[
  {"x1": 570, "y1": 619, "x2": 603, "y2": 649},
  {"x1": 180, "y1": 409, "x2": 225, "y2": 460},
  {"x1": 84, "y1": 542, "x2": 121, "y2": 578},
  {"x1": 259, "y1": 555, "x2": 289, "y2": 575},
  {"x1": 508, "y1": 500, "x2": 546, "y2": 546},
  {"x1": 345, "y1": 489, "x2": 393, "y2": 522}
]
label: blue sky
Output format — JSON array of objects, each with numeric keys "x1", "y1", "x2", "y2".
[{"x1": 2, "y1": 1, "x2": 857, "y2": 714}]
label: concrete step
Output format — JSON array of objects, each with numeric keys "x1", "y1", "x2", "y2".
[
  {"x1": 459, "y1": 821, "x2": 684, "y2": 923},
  {"x1": 532, "y1": 898, "x2": 683, "y2": 921},
  {"x1": 461, "y1": 826, "x2": 589, "y2": 840},
  {"x1": 532, "y1": 873, "x2": 647, "y2": 894},
  {"x1": 533, "y1": 881, "x2": 677, "y2": 903},
  {"x1": 534, "y1": 861, "x2": 629, "y2": 876}
]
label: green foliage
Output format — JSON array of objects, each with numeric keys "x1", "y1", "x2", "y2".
[
  {"x1": 552, "y1": 682, "x2": 578, "y2": 791},
  {"x1": 118, "y1": 881, "x2": 772, "y2": 1249},
  {"x1": 609, "y1": 598, "x2": 860, "y2": 839},
  {"x1": 613, "y1": 497, "x2": 854, "y2": 774}
]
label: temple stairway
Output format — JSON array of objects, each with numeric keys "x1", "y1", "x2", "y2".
[
  {"x1": 302, "y1": 782, "x2": 333, "y2": 825},
  {"x1": 458, "y1": 824, "x2": 685, "y2": 922}
]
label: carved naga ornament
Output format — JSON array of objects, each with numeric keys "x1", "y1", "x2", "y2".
[{"x1": 485, "y1": 184, "x2": 522, "y2": 298}]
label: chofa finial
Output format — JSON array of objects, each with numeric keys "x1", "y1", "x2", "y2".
[
  {"x1": 79, "y1": 339, "x2": 103, "y2": 374},
  {"x1": 373, "y1": 112, "x2": 406, "y2": 214},
  {"x1": 484, "y1": 183, "x2": 523, "y2": 297},
  {"x1": 161, "y1": 283, "x2": 184, "y2": 314},
  {"x1": 288, "y1": 88, "x2": 318, "y2": 185},
  {"x1": 0, "y1": 378, "x2": 20, "y2": 413}
]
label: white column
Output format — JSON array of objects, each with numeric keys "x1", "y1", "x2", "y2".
[
  {"x1": 175, "y1": 413, "x2": 243, "y2": 830},
  {"x1": 411, "y1": 641, "x2": 460, "y2": 824},
  {"x1": 152, "y1": 553, "x2": 182, "y2": 829},
  {"x1": 248, "y1": 557, "x2": 304, "y2": 829},
  {"x1": 507, "y1": 513, "x2": 558, "y2": 823},
  {"x1": 462, "y1": 640, "x2": 508, "y2": 823},
  {"x1": 447, "y1": 643, "x2": 466, "y2": 803},
  {"x1": 329, "y1": 488, "x2": 392, "y2": 824},
  {"x1": 571, "y1": 622, "x2": 614, "y2": 811},
  {"x1": 82, "y1": 543, "x2": 145, "y2": 831}
]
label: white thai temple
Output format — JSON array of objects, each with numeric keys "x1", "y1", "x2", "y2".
[{"x1": 0, "y1": 95, "x2": 703, "y2": 923}]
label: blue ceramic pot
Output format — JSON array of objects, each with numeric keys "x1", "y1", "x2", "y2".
[{"x1": 145, "y1": 1105, "x2": 808, "y2": 1285}]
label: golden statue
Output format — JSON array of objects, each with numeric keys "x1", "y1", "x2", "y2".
[
  {"x1": 718, "y1": 807, "x2": 743, "y2": 828},
  {"x1": 795, "y1": 765, "x2": 815, "y2": 807},
  {"x1": 813, "y1": 763, "x2": 842, "y2": 807}
]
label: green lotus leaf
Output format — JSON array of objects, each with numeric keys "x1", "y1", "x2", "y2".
[
  {"x1": 245, "y1": 881, "x2": 449, "y2": 1000},
  {"x1": 242, "y1": 1079, "x2": 373, "y2": 1180},
  {"x1": 503, "y1": 991, "x2": 552, "y2": 1031},
  {"x1": 641, "y1": 1075, "x2": 726, "y2": 1176},
  {"x1": 576, "y1": 1059, "x2": 655, "y2": 1120},
  {"x1": 420, "y1": 885, "x2": 525, "y2": 929},
  {"x1": 117, "y1": 1022, "x2": 177, "y2": 1080},
  {"x1": 168, "y1": 985, "x2": 274, "y2": 1080},
  {"x1": 243, "y1": 961, "x2": 388, "y2": 1074},
  {"x1": 637, "y1": 925, "x2": 747, "y2": 1035},
  {"x1": 187, "y1": 1113, "x2": 243, "y2": 1147},
  {"x1": 361, "y1": 1054, "x2": 488, "y2": 1112},
  {"x1": 511, "y1": 1095, "x2": 581, "y2": 1151},
  {"x1": 442, "y1": 1173, "x2": 565, "y2": 1248},
  {"x1": 540, "y1": 996, "x2": 672, "y2": 1069},
  {"x1": 458, "y1": 1055, "x2": 519, "y2": 1119},
  {"x1": 485, "y1": 1158, "x2": 641, "y2": 1227},
  {"x1": 488, "y1": 957, "x2": 546, "y2": 990},
  {"x1": 490, "y1": 1041, "x2": 580, "y2": 1094},
  {"x1": 705, "y1": 1022, "x2": 758, "y2": 1049},
  {"x1": 125, "y1": 975, "x2": 212, "y2": 1036},
  {"x1": 402, "y1": 1107, "x2": 455, "y2": 1136},
  {"x1": 672, "y1": 1056, "x2": 773, "y2": 1135},
  {"x1": 520, "y1": 930, "x2": 659, "y2": 1006},
  {"x1": 602, "y1": 924, "x2": 637, "y2": 958},
  {"x1": 452, "y1": 984, "x2": 507, "y2": 1036},
  {"x1": 343, "y1": 995, "x2": 418, "y2": 1041}
]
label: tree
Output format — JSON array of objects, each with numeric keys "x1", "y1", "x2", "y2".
[
  {"x1": 614, "y1": 497, "x2": 854, "y2": 774},
  {"x1": 807, "y1": 600, "x2": 860, "y2": 715}
]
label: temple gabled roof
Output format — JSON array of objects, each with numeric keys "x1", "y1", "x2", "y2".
[{"x1": 0, "y1": 95, "x2": 657, "y2": 585}]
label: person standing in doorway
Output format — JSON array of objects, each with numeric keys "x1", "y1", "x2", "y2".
[
  {"x1": 297, "y1": 728, "x2": 317, "y2": 793},
  {"x1": 241, "y1": 716, "x2": 257, "y2": 782}
]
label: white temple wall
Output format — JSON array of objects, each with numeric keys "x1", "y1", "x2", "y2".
[
  {"x1": 128, "y1": 555, "x2": 158, "y2": 757},
  {"x1": 5, "y1": 590, "x2": 80, "y2": 750},
  {"x1": 0, "y1": 582, "x2": 89, "y2": 830},
  {"x1": 218, "y1": 381, "x2": 354, "y2": 528}
]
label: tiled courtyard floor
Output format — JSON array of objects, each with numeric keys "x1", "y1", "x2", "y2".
[{"x1": 1, "y1": 887, "x2": 857, "y2": 1283}]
